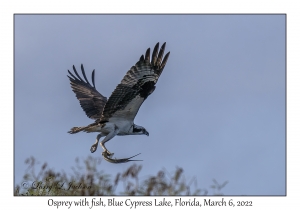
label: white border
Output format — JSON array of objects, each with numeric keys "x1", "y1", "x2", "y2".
[{"x1": 3, "y1": 0, "x2": 298, "y2": 209}]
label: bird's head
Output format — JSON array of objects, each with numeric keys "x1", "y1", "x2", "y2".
[{"x1": 132, "y1": 124, "x2": 149, "y2": 136}]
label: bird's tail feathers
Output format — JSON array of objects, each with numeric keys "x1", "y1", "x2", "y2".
[
  {"x1": 68, "y1": 126, "x2": 87, "y2": 134},
  {"x1": 68, "y1": 122, "x2": 99, "y2": 133}
]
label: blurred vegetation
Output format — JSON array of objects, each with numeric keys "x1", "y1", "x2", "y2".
[{"x1": 15, "y1": 156, "x2": 227, "y2": 196}]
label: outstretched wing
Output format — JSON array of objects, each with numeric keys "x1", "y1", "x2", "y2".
[
  {"x1": 68, "y1": 64, "x2": 107, "y2": 120},
  {"x1": 100, "y1": 42, "x2": 170, "y2": 123}
]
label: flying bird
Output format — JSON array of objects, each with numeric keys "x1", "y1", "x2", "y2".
[{"x1": 67, "y1": 42, "x2": 170, "y2": 162}]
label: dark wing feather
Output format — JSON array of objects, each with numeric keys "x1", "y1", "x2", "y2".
[
  {"x1": 68, "y1": 64, "x2": 107, "y2": 119},
  {"x1": 100, "y1": 42, "x2": 170, "y2": 123}
]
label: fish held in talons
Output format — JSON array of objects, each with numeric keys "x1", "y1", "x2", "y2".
[{"x1": 102, "y1": 152, "x2": 143, "y2": 164}]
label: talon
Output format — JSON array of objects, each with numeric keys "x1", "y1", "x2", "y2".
[
  {"x1": 103, "y1": 150, "x2": 114, "y2": 158},
  {"x1": 90, "y1": 144, "x2": 98, "y2": 153}
]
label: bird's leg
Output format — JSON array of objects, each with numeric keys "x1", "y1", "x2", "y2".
[
  {"x1": 100, "y1": 126, "x2": 119, "y2": 157},
  {"x1": 90, "y1": 133, "x2": 103, "y2": 153}
]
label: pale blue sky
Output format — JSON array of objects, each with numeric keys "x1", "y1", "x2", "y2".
[{"x1": 14, "y1": 15, "x2": 285, "y2": 195}]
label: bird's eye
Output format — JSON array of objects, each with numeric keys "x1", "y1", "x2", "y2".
[{"x1": 133, "y1": 127, "x2": 142, "y2": 133}]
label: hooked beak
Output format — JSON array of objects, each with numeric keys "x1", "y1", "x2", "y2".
[{"x1": 144, "y1": 130, "x2": 149, "y2": 136}]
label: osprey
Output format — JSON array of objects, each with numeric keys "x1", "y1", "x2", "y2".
[{"x1": 67, "y1": 42, "x2": 170, "y2": 162}]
